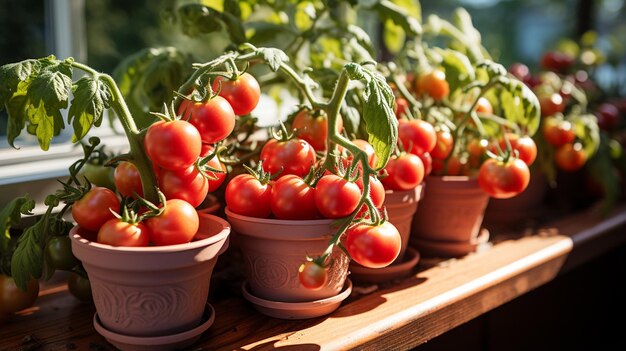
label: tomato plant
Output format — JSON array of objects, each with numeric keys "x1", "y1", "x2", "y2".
[
  {"x1": 146, "y1": 199, "x2": 199, "y2": 246},
  {"x1": 212, "y1": 72, "x2": 261, "y2": 116},
  {"x1": 114, "y1": 161, "x2": 144, "y2": 198},
  {"x1": 478, "y1": 158, "x2": 530, "y2": 199},
  {"x1": 98, "y1": 219, "x2": 151, "y2": 247},
  {"x1": 178, "y1": 96, "x2": 236, "y2": 143},
  {"x1": 298, "y1": 261, "x2": 327, "y2": 290},
  {"x1": 72, "y1": 187, "x2": 120, "y2": 231},
  {"x1": 260, "y1": 137, "x2": 316, "y2": 178},
  {"x1": 498, "y1": 133, "x2": 538, "y2": 166},
  {"x1": 345, "y1": 222, "x2": 401, "y2": 269},
  {"x1": 144, "y1": 119, "x2": 202, "y2": 171},
  {"x1": 81, "y1": 163, "x2": 115, "y2": 190}
]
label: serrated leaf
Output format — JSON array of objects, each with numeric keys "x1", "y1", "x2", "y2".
[
  {"x1": 257, "y1": 47, "x2": 289, "y2": 71},
  {"x1": 384, "y1": 19, "x2": 405, "y2": 54},
  {"x1": 499, "y1": 80, "x2": 541, "y2": 136},
  {"x1": 360, "y1": 69, "x2": 397, "y2": 169},
  {"x1": 0, "y1": 59, "x2": 40, "y2": 108},
  {"x1": 436, "y1": 48, "x2": 475, "y2": 94},
  {"x1": 0, "y1": 196, "x2": 35, "y2": 253},
  {"x1": 68, "y1": 76, "x2": 112, "y2": 141},
  {"x1": 11, "y1": 224, "x2": 43, "y2": 290},
  {"x1": 6, "y1": 93, "x2": 28, "y2": 148}
]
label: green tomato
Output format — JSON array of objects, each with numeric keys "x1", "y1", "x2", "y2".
[
  {"x1": 81, "y1": 162, "x2": 115, "y2": 190},
  {"x1": 67, "y1": 272, "x2": 92, "y2": 303},
  {"x1": 46, "y1": 236, "x2": 79, "y2": 271}
]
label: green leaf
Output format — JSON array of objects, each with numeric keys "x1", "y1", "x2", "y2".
[
  {"x1": 383, "y1": 19, "x2": 405, "y2": 54},
  {"x1": 0, "y1": 59, "x2": 40, "y2": 108},
  {"x1": 359, "y1": 68, "x2": 397, "y2": 169},
  {"x1": 256, "y1": 47, "x2": 289, "y2": 72},
  {"x1": 436, "y1": 48, "x2": 475, "y2": 94},
  {"x1": 68, "y1": 76, "x2": 112, "y2": 141},
  {"x1": 218, "y1": 10, "x2": 247, "y2": 44},
  {"x1": 391, "y1": 0, "x2": 421, "y2": 22},
  {"x1": 498, "y1": 79, "x2": 540, "y2": 136},
  {"x1": 0, "y1": 196, "x2": 35, "y2": 253},
  {"x1": 223, "y1": 0, "x2": 241, "y2": 18},
  {"x1": 11, "y1": 223, "x2": 44, "y2": 290},
  {"x1": 374, "y1": 1, "x2": 422, "y2": 37},
  {"x1": 6, "y1": 93, "x2": 28, "y2": 148}
]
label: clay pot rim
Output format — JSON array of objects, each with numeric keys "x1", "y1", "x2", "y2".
[
  {"x1": 225, "y1": 207, "x2": 336, "y2": 226},
  {"x1": 425, "y1": 175, "x2": 480, "y2": 186},
  {"x1": 70, "y1": 213, "x2": 230, "y2": 253},
  {"x1": 93, "y1": 303, "x2": 215, "y2": 347},
  {"x1": 384, "y1": 183, "x2": 423, "y2": 195},
  {"x1": 242, "y1": 278, "x2": 353, "y2": 309}
]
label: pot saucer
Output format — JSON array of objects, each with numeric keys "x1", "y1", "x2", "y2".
[
  {"x1": 348, "y1": 247, "x2": 421, "y2": 283},
  {"x1": 412, "y1": 228, "x2": 490, "y2": 258},
  {"x1": 93, "y1": 303, "x2": 215, "y2": 351},
  {"x1": 241, "y1": 279, "x2": 353, "y2": 319}
]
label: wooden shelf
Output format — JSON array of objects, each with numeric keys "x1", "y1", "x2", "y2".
[{"x1": 2, "y1": 204, "x2": 626, "y2": 351}]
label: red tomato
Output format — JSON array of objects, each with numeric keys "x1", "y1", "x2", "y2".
[
  {"x1": 114, "y1": 161, "x2": 143, "y2": 198},
  {"x1": 430, "y1": 130, "x2": 454, "y2": 159},
  {"x1": 498, "y1": 133, "x2": 537, "y2": 166},
  {"x1": 72, "y1": 187, "x2": 120, "y2": 231},
  {"x1": 97, "y1": 219, "x2": 150, "y2": 247},
  {"x1": 260, "y1": 138, "x2": 316, "y2": 178},
  {"x1": 0, "y1": 274, "x2": 39, "y2": 314},
  {"x1": 418, "y1": 152, "x2": 433, "y2": 175},
  {"x1": 350, "y1": 139, "x2": 377, "y2": 169},
  {"x1": 159, "y1": 166, "x2": 209, "y2": 208},
  {"x1": 595, "y1": 103, "x2": 620, "y2": 131},
  {"x1": 542, "y1": 118, "x2": 576, "y2": 147},
  {"x1": 212, "y1": 72, "x2": 260, "y2": 116},
  {"x1": 225, "y1": 174, "x2": 272, "y2": 218},
  {"x1": 539, "y1": 93, "x2": 565, "y2": 117},
  {"x1": 468, "y1": 139, "x2": 488, "y2": 168},
  {"x1": 355, "y1": 176, "x2": 385, "y2": 217},
  {"x1": 540, "y1": 51, "x2": 575, "y2": 73},
  {"x1": 509, "y1": 63, "x2": 530, "y2": 81},
  {"x1": 144, "y1": 120, "x2": 202, "y2": 171},
  {"x1": 298, "y1": 261, "x2": 327, "y2": 290},
  {"x1": 555, "y1": 143, "x2": 587, "y2": 172},
  {"x1": 475, "y1": 97, "x2": 493, "y2": 114},
  {"x1": 394, "y1": 97, "x2": 409, "y2": 118},
  {"x1": 381, "y1": 154, "x2": 424, "y2": 190},
  {"x1": 292, "y1": 109, "x2": 343, "y2": 151},
  {"x1": 146, "y1": 199, "x2": 199, "y2": 245},
  {"x1": 270, "y1": 175, "x2": 318, "y2": 220},
  {"x1": 178, "y1": 96, "x2": 236, "y2": 144},
  {"x1": 345, "y1": 221, "x2": 401, "y2": 269},
  {"x1": 314, "y1": 174, "x2": 361, "y2": 219},
  {"x1": 398, "y1": 119, "x2": 437, "y2": 156},
  {"x1": 478, "y1": 158, "x2": 530, "y2": 199},
  {"x1": 415, "y1": 70, "x2": 449, "y2": 101}
]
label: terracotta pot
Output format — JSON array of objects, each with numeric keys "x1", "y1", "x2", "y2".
[
  {"x1": 384, "y1": 185, "x2": 423, "y2": 262},
  {"x1": 484, "y1": 171, "x2": 548, "y2": 227},
  {"x1": 70, "y1": 213, "x2": 230, "y2": 339},
  {"x1": 411, "y1": 176, "x2": 489, "y2": 244},
  {"x1": 225, "y1": 208, "x2": 350, "y2": 303}
]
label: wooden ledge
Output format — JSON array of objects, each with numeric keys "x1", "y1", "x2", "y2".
[{"x1": 1, "y1": 205, "x2": 625, "y2": 351}]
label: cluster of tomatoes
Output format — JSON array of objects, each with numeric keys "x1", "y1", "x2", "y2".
[
  {"x1": 73, "y1": 73, "x2": 261, "y2": 247},
  {"x1": 394, "y1": 69, "x2": 534, "y2": 199}
]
